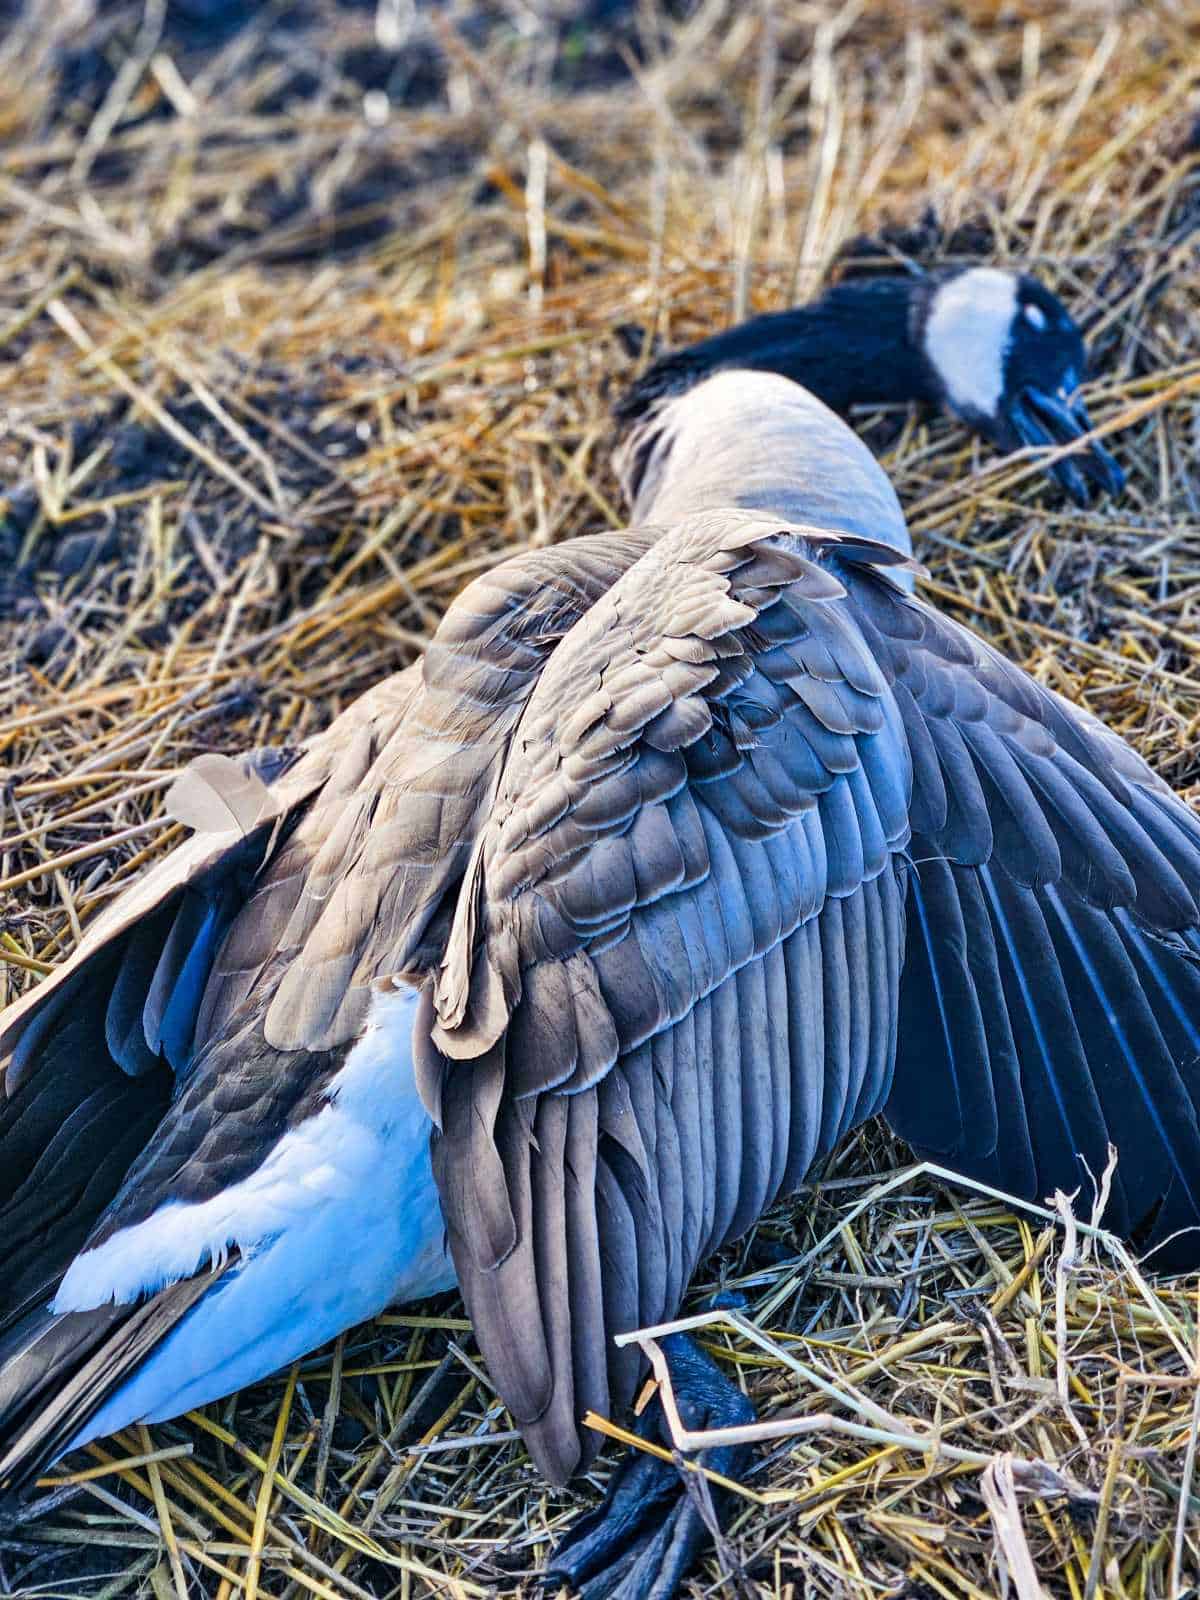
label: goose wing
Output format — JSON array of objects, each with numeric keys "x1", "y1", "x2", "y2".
[
  {"x1": 1, "y1": 515, "x2": 627, "y2": 1328},
  {"x1": 0, "y1": 533, "x2": 655, "y2": 1490},
  {"x1": 0, "y1": 669, "x2": 422, "y2": 1336},
  {"x1": 839, "y1": 569, "x2": 1200, "y2": 1265},
  {"x1": 14, "y1": 533, "x2": 660, "y2": 1281},
  {"x1": 0, "y1": 664, "x2": 425, "y2": 1077},
  {"x1": 419, "y1": 510, "x2": 918, "y2": 1483}
]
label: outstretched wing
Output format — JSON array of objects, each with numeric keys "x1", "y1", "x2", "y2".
[
  {"x1": 420, "y1": 514, "x2": 1200, "y2": 1483},
  {"x1": 840, "y1": 570, "x2": 1200, "y2": 1265},
  {"x1": 0, "y1": 669, "x2": 427, "y2": 1329},
  {"x1": 418, "y1": 511, "x2": 917, "y2": 1483},
  {"x1": 0, "y1": 532, "x2": 657, "y2": 1492}
]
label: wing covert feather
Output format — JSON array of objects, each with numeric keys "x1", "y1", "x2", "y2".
[
  {"x1": 422, "y1": 511, "x2": 912, "y2": 1481},
  {"x1": 427, "y1": 522, "x2": 1200, "y2": 1483}
]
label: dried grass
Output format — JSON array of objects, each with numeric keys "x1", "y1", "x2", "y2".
[{"x1": 1, "y1": 1, "x2": 1199, "y2": 1595}]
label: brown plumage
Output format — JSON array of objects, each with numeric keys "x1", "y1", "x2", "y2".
[
  {"x1": 413, "y1": 478, "x2": 1200, "y2": 1483},
  {"x1": 2, "y1": 370, "x2": 1198, "y2": 1503}
]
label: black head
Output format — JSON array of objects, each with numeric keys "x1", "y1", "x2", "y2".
[{"x1": 920, "y1": 267, "x2": 1124, "y2": 505}]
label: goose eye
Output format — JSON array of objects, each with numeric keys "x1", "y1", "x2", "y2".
[{"x1": 1022, "y1": 303, "x2": 1047, "y2": 330}]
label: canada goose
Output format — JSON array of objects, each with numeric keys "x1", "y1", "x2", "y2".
[{"x1": 0, "y1": 266, "x2": 1176, "y2": 1600}]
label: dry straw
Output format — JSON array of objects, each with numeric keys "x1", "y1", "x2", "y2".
[{"x1": 1, "y1": 1, "x2": 1198, "y2": 1595}]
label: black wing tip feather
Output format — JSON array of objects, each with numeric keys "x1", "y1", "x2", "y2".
[
  {"x1": 0, "y1": 1271, "x2": 227, "y2": 1502},
  {"x1": 892, "y1": 853, "x2": 1200, "y2": 1270},
  {"x1": 0, "y1": 1302, "x2": 130, "y2": 1499}
]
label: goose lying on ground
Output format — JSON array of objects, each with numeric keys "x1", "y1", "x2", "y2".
[{"x1": 0, "y1": 267, "x2": 1174, "y2": 1600}]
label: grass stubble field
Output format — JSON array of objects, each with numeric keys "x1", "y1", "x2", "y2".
[{"x1": 1, "y1": 1, "x2": 1199, "y2": 1596}]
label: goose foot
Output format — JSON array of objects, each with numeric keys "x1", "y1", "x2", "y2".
[{"x1": 544, "y1": 1332, "x2": 754, "y2": 1600}]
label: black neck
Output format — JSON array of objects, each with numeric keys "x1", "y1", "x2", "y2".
[{"x1": 615, "y1": 275, "x2": 939, "y2": 427}]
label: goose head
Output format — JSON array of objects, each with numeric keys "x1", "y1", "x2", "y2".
[{"x1": 920, "y1": 266, "x2": 1125, "y2": 505}]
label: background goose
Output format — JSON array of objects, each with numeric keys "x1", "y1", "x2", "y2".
[{"x1": 0, "y1": 267, "x2": 1181, "y2": 1600}]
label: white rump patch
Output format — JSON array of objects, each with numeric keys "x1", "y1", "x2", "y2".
[
  {"x1": 54, "y1": 985, "x2": 452, "y2": 1316},
  {"x1": 922, "y1": 267, "x2": 1018, "y2": 421}
]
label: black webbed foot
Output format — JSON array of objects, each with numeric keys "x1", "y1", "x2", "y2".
[{"x1": 544, "y1": 1332, "x2": 755, "y2": 1600}]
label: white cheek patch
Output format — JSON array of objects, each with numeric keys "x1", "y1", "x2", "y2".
[
  {"x1": 1023, "y1": 303, "x2": 1047, "y2": 330},
  {"x1": 923, "y1": 267, "x2": 1018, "y2": 421}
]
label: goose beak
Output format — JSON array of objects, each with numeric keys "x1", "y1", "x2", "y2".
[{"x1": 1009, "y1": 387, "x2": 1126, "y2": 506}]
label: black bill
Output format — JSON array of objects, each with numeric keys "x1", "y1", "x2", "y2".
[{"x1": 1009, "y1": 387, "x2": 1126, "y2": 506}]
